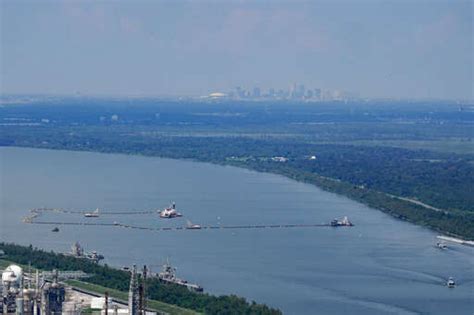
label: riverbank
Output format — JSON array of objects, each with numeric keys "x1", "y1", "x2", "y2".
[
  {"x1": 225, "y1": 160, "x2": 474, "y2": 241},
  {"x1": 0, "y1": 243, "x2": 281, "y2": 315}
]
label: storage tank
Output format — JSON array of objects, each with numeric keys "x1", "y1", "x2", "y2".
[{"x1": 2, "y1": 264, "x2": 23, "y2": 286}]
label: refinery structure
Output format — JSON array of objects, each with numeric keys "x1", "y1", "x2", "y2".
[
  {"x1": 1, "y1": 265, "x2": 66, "y2": 315},
  {"x1": 1, "y1": 263, "x2": 156, "y2": 315}
]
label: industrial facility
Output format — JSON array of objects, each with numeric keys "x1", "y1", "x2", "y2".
[
  {"x1": 1, "y1": 265, "x2": 65, "y2": 315},
  {"x1": 1, "y1": 264, "x2": 156, "y2": 315}
]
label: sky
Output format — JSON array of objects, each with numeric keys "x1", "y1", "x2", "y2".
[{"x1": 1, "y1": 0, "x2": 472, "y2": 99}]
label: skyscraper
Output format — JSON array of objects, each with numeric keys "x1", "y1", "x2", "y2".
[
  {"x1": 313, "y1": 88, "x2": 321, "y2": 100},
  {"x1": 289, "y1": 83, "x2": 297, "y2": 99},
  {"x1": 268, "y1": 88, "x2": 275, "y2": 98},
  {"x1": 253, "y1": 87, "x2": 261, "y2": 98},
  {"x1": 298, "y1": 85, "x2": 305, "y2": 99}
]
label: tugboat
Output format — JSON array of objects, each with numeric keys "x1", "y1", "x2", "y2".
[
  {"x1": 446, "y1": 277, "x2": 456, "y2": 288},
  {"x1": 51, "y1": 227, "x2": 60, "y2": 232},
  {"x1": 159, "y1": 202, "x2": 183, "y2": 218},
  {"x1": 330, "y1": 216, "x2": 354, "y2": 227},
  {"x1": 157, "y1": 260, "x2": 203, "y2": 292}
]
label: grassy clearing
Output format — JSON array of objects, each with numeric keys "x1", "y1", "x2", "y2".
[
  {"x1": 336, "y1": 139, "x2": 474, "y2": 155},
  {"x1": 65, "y1": 279, "x2": 200, "y2": 315},
  {"x1": 0, "y1": 258, "x2": 33, "y2": 270},
  {"x1": 0, "y1": 259, "x2": 14, "y2": 269}
]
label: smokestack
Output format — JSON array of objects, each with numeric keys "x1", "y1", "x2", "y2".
[
  {"x1": 138, "y1": 284, "x2": 143, "y2": 315},
  {"x1": 128, "y1": 265, "x2": 138, "y2": 315},
  {"x1": 142, "y1": 265, "x2": 147, "y2": 313},
  {"x1": 16, "y1": 273, "x2": 24, "y2": 315},
  {"x1": 104, "y1": 291, "x2": 109, "y2": 315},
  {"x1": 15, "y1": 297, "x2": 24, "y2": 315},
  {"x1": 33, "y1": 270, "x2": 39, "y2": 315}
]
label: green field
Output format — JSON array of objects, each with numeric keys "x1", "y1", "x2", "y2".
[
  {"x1": 65, "y1": 280, "x2": 200, "y2": 315},
  {"x1": 334, "y1": 139, "x2": 474, "y2": 155}
]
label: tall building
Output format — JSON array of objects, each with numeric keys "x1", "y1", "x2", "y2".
[
  {"x1": 252, "y1": 87, "x2": 261, "y2": 98},
  {"x1": 313, "y1": 88, "x2": 321, "y2": 100},
  {"x1": 277, "y1": 89, "x2": 287, "y2": 99},
  {"x1": 289, "y1": 83, "x2": 297, "y2": 99},
  {"x1": 235, "y1": 87, "x2": 246, "y2": 99},
  {"x1": 298, "y1": 85, "x2": 305, "y2": 98},
  {"x1": 268, "y1": 88, "x2": 275, "y2": 98}
]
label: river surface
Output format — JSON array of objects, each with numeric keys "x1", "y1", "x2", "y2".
[{"x1": 1, "y1": 147, "x2": 473, "y2": 315}]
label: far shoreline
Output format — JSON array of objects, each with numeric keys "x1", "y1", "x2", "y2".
[{"x1": 2, "y1": 144, "x2": 473, "y2": 242}]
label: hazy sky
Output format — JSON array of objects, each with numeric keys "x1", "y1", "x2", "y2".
[{"x1": 1, "y1": 0, "x2": 472, "y2": 99}]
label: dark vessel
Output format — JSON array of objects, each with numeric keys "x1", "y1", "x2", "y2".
[
  {"x1": 157, "y1": 260, "x2": 203, "y2": 292},
  {"x1": 66, "y1": 242, "x2": 104, "y2": 263}
]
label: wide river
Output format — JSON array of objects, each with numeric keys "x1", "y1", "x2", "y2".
[{"x1": 1, "y1": 147, "x2": 473, "y2": 314}]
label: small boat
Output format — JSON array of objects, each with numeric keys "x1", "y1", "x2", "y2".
[
  {"x1": 330, "y1": 216, "x2": 353, "y2": 227},
  {"x1": 51, "y1": 227, "x2": 60, "y2": 232},
  {"x1": 446, "y1": 277, "x2": 456, "y2": 288},
  {"x1": 436, "y1": 242, "x2": 447, "y2": 249},
  {"x1": 186, "y1": 220, "x2": 202, "y2": 230},
  {"x1": 84, "y1": 208, "x2": 100, "y2": 217}
]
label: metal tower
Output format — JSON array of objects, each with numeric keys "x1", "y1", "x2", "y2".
[{"x1": 128, "y1": 265, "x2": 138, "y2": 315}]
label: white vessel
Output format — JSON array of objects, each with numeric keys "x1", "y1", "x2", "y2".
[
  {"x1": 159, "y1": 202, "x2": 183, "y2": 218},
  {"x1": 330, "y1": 216, "x2": 353, "y2": 227},
  {"x1": 186, "y1": 220, "x2": 201, "y2": 229},
  {"x1": 84, "y1": 208, "x2": 100, "y2": 217},
  {"x1": 446, "y1": 277, "x2": 456, "y2": 288}
]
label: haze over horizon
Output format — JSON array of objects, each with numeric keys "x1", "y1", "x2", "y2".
[{"x1": 1, "y1": 0, "x2": 472, "y2": 100}]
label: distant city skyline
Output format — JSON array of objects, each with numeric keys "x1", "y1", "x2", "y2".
[
  {"x1": 1, "y1": 1, "x2": 472, "y2": 100},
  {"x1": 207, "y1": 83, "x2": 355, "y2": 102}
]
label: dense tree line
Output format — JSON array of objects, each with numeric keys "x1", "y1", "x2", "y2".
[{"x1": 0, "y1": 243, "x2": 281, "y2": 315}]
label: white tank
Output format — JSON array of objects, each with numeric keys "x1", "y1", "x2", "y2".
[{"x1": 2, "y1": 264, "x2": 23, "y2": 284}]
